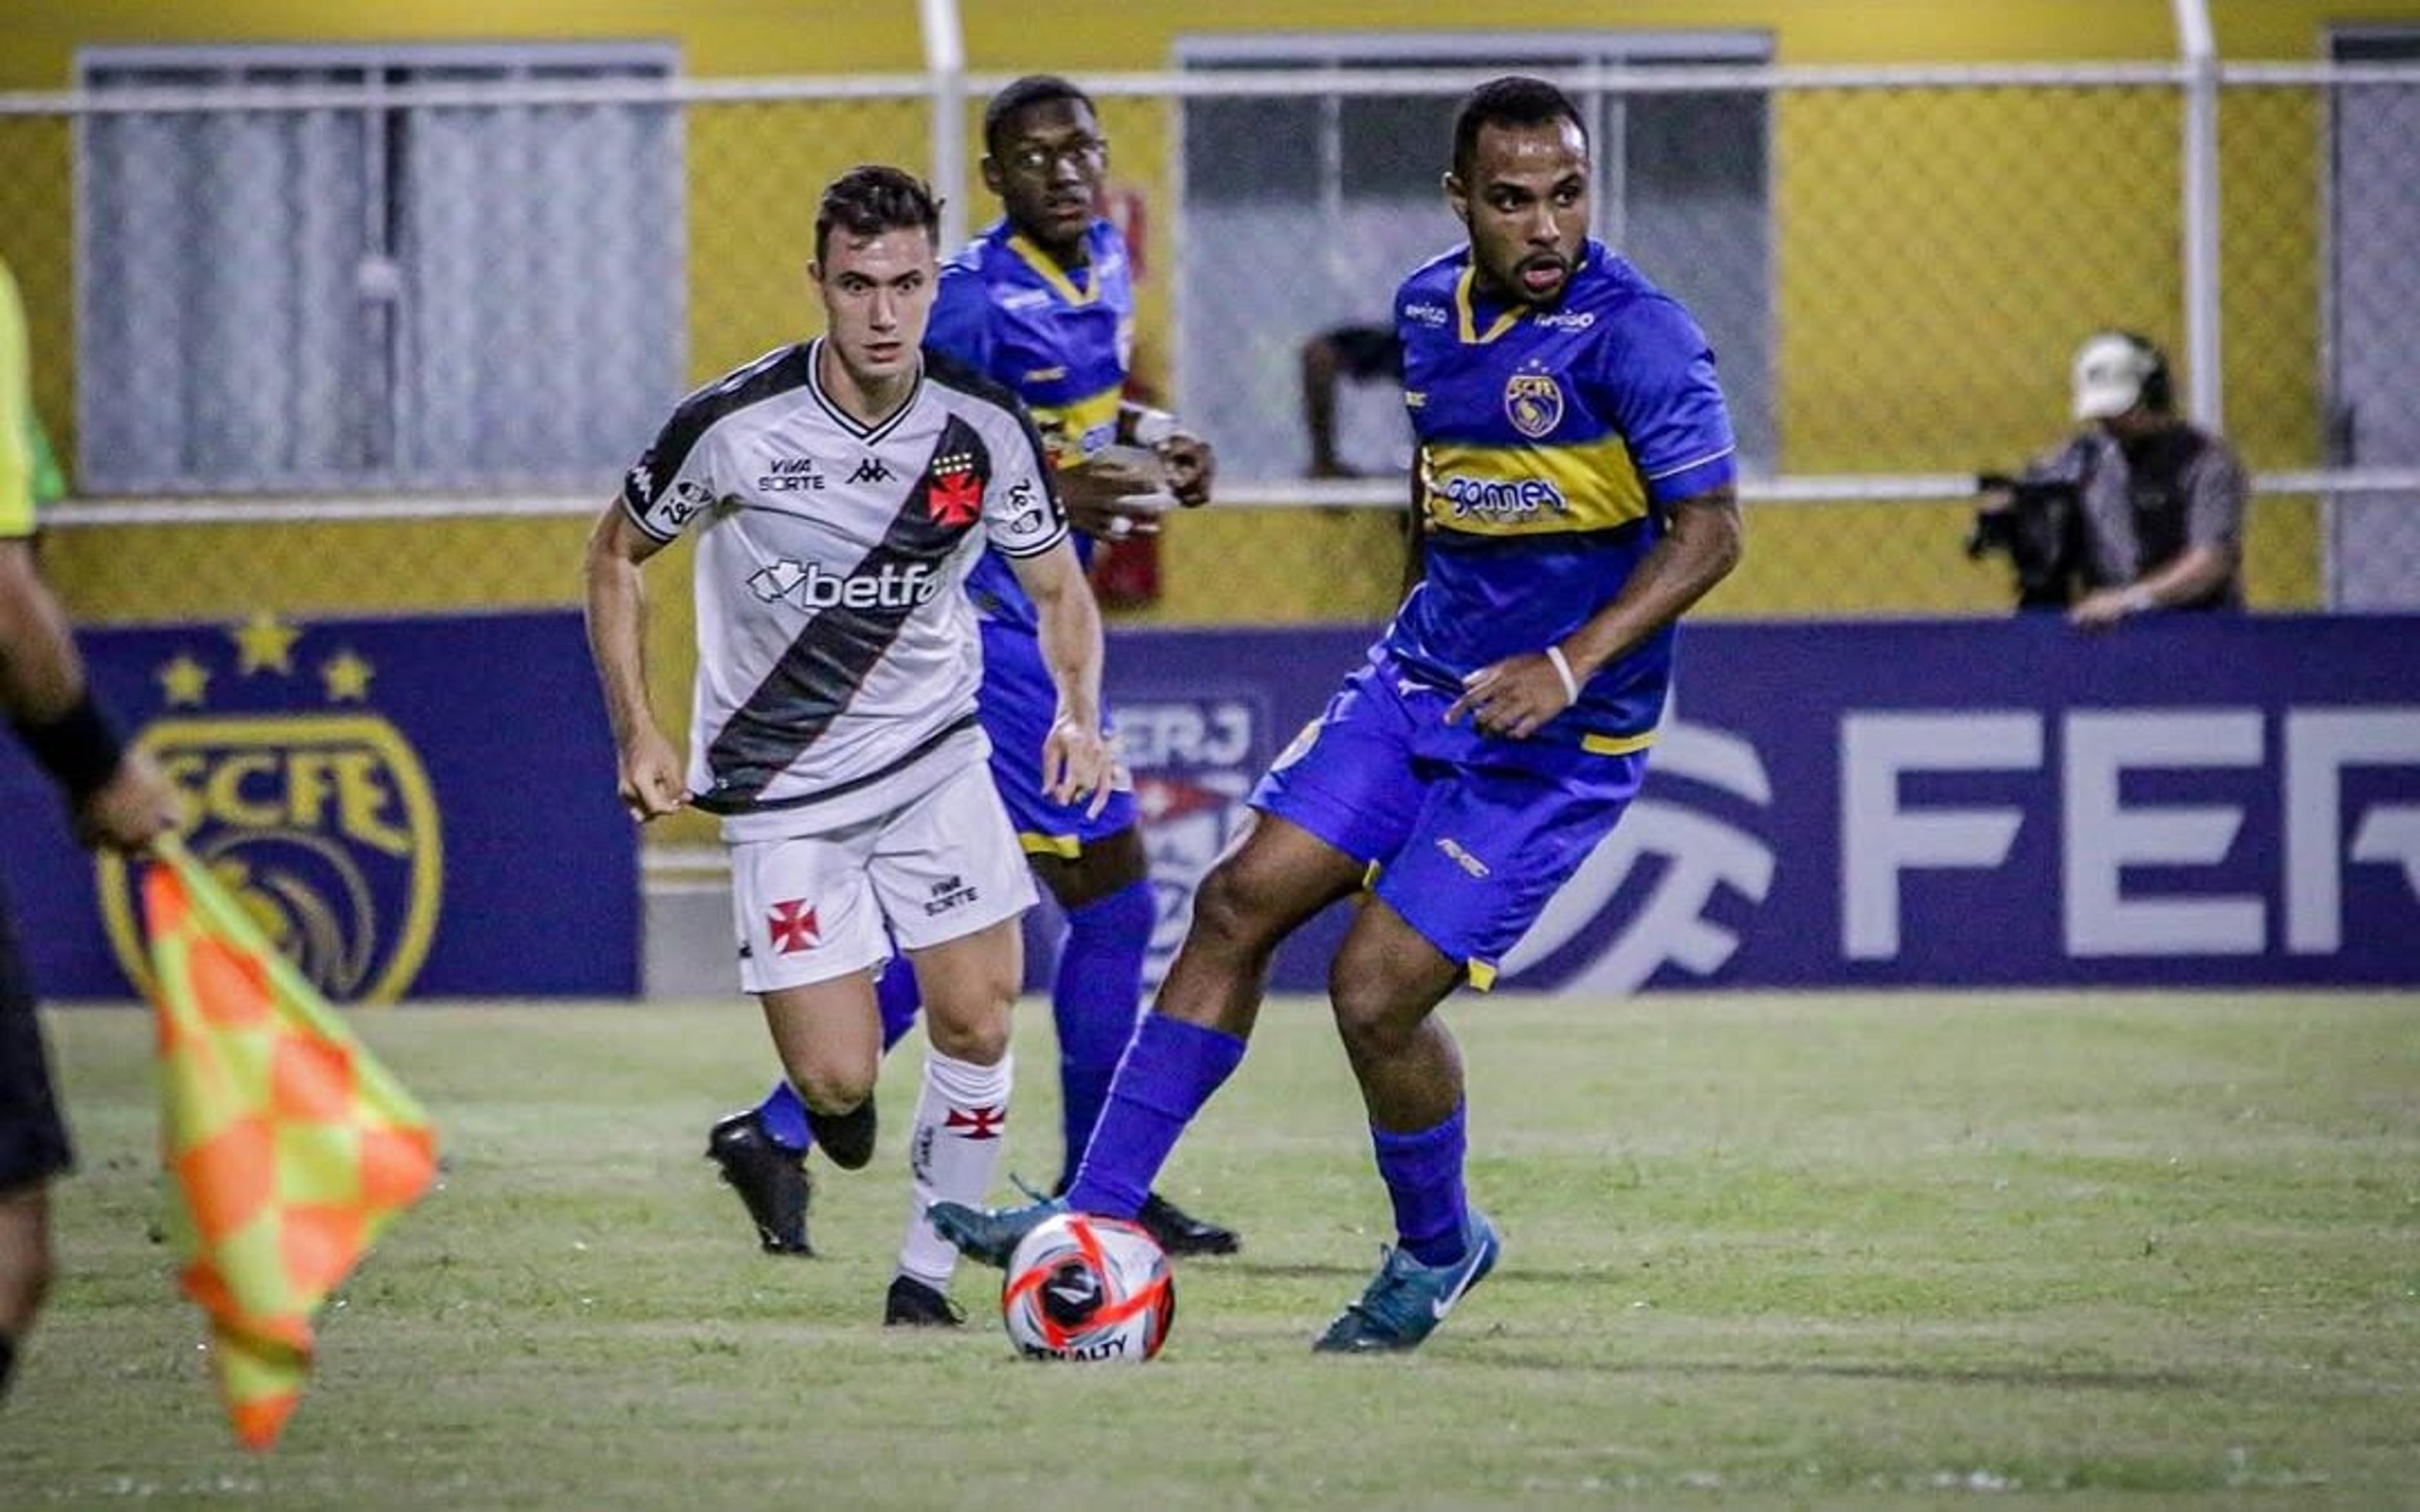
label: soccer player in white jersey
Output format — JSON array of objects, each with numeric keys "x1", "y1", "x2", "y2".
[{"x1": 584, "y1": 166, "x2": 1114, "y2": 1324}]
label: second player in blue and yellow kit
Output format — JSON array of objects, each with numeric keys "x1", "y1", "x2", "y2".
[
  {"x1": 1255, "y1": 234, "x2": 1735, "y2": 985},
  {"x1": 926, "y1": 212, "x2": 1139, "y2": 861}
]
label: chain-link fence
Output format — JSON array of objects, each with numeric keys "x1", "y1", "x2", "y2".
[{"x1": 4, "y1": 58, "x2": 2417, "y2": 638}]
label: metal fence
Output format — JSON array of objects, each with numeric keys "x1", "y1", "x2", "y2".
[{"x1": 3, "y1": 58, "x2": 2417, "y2": 634}]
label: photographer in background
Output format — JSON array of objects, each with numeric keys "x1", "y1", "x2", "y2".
[{"x1": 1971, "y1": 331, "x2": 2246, "y2": 627}]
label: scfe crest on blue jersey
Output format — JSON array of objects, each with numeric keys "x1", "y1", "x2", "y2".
[{"x1": 1504, "y1": 369, "x2": 1564, "y2": 439}]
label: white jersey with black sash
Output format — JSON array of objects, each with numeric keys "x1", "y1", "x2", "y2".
[{"x1": 620, "y1": 339, "x2": 1068, "y2": 840}]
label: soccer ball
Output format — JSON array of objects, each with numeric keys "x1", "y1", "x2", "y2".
[{"x1": 1001, "y1": 1211, "x2": 1175, "y2": 1362}]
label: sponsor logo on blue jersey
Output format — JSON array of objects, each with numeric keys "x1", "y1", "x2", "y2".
[{"x1": 1434, "y1": 472, "x2": 1569, "y2": 524}]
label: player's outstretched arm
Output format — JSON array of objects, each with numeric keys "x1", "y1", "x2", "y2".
[
  {"x1": 1449, "y1": 483, "x2": 1743, "y2": 740},
  {"x1": 1006, "y1": 539, "x2": 1113, "y2": 817},
  {"x1": 582, "y1": 503, "x2": 686, "y2": 821}
]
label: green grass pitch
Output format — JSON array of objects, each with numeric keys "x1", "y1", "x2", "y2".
[{"x1": 7, "y1": 991, "x2": 2416, "y2": 1509}]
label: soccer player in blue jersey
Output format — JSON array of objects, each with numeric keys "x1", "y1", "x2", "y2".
[
  {"x1": 934, "y1": 76, "x2": 1745, "y2": 1351},
  {"x1": 705, "y1": 76, "x2": 1241, "y2": 1281}
]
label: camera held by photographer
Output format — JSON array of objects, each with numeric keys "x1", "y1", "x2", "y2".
[{"x1": 1969, "y1": 331, "x2": 2246, "y2": 627}]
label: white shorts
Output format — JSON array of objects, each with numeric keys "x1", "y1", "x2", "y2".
[{"x1": 729, "y1": 759, "x2": 1039, "y2": 994}]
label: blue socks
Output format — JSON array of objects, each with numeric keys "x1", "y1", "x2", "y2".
[
  {"x1": 755, "y1": 955, "x2": 924, "y2": 1152},
  {"x1": 1066, "y1": 1014, "x2": 1247, "y2": 1220},
  {"x1": 1373, "y1": 1104, "x2": 1469, "y2": 1267},
  {"x1": 1050, "y1": 879, "x2": 1155, "y2": 1188}
]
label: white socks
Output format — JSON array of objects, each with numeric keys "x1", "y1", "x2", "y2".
[{"x1": 898, "y1": 1047, "x2": 1013, "y2": 1292}]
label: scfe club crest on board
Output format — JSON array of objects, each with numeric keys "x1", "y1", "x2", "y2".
[{"x1": 95, "y1": 613, "x2": 443, "y2": 1004}]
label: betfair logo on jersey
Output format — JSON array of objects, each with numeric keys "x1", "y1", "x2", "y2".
[
  {"x1": 1505, "y1": 370, "x2": 1565, "y2": 438},
  {"x1": 749, "y1": 558, "x2": 942, "y2": 612},
  {"x1": 1434, "y1": 473, "x2": 1569, "y2": 525},
  {"x1": 96, "y1": 614, "x2": 442, "y2": 1005}
]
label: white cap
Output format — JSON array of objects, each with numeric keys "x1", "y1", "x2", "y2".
[{"x1": 2071, "y1": 333, "x2": 2160, "y2": 421}]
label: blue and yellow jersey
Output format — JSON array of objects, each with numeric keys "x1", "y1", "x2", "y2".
[
  {"x1": 925, "y1": 216, "x2": 1135, "y2": 634},
  {"x1": 1385, "y1": 239, "x2": 1736, "y2": 749}
]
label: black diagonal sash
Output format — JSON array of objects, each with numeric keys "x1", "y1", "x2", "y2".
[{"x1": 697, "y1": 415, "x2": 993, "y2": 813}]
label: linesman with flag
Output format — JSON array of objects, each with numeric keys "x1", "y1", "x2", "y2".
[{"x1": 0, "y1": 252, "x2": 182, "y2": 1400}]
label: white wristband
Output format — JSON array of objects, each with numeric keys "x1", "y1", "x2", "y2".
[
  {"x1": 2120, "y1": 585, "x2": 2158, "y2": 615},
  {"x1": 1543, "y1": 645, "x2": 1581, "y2": 704}
]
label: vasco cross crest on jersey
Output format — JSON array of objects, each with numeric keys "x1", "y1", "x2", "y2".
[
  {"x1": 1504, "y1": 370, "x2": 1565, "y2": 439},
  {"x1": 927, "y1": 450, "x2": 986, "y2": 528}
]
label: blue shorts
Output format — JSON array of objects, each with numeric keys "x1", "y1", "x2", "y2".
[
  {"x1": 1251, "y1": 653, "x2": 1649, "y2": 987},
  {"x1": 979, "y1": 620, "x2": 1138, "y2": 859}
]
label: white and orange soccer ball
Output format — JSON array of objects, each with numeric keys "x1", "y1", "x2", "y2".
[{"x1": 1001, "y1": 1211, "x2": 1175, "y2": 1363}]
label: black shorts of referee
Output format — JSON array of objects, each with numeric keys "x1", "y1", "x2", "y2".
[{"x1": 0, "y1": 884, "x2": 72, "y2": 1196}]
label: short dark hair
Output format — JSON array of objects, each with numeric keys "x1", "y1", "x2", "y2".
[
  {"x1": 1451, "y1": 76, "x2": 1588, "y2": 181},
  {"x1": 814, "y1": 164, "x2": 942, "y2": 265},
  {"x1": 983, "y1": 74, "x2": 1097, "y2": 159}
]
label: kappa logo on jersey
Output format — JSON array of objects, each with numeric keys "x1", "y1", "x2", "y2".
[
  {"x1": 757, "y1": 457, "x2": 826, "y2": 493},
  {"x1": 766, "y1": 899, "x2": 820, "y2": 954},
  {"x1": 927, "y1": 450, "x2": 987, "y2": 527},
  {"x1": 626, "y1": 461, "x2": 656, "y2": 505},
  {"x1": 849, "y1": 457, "x2": 894, "y2": 486},
  {"x1": 1506, "y1": 369, "x2": 1565, "y2": 438},
  {"x1": 749, "y1": 558, "x2": 942, "y2": 612},
  {"x1": 943, "y1": 1104, "x2": 1006, "y2": 1140},
  {"x1": 924, "y1": 874, "x2": 979, "y2": 916}
]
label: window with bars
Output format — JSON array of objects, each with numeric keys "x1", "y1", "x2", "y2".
[
  {"x1": 76, "y1": 43, "x2": 684, "y2": 495},
  {"x1": 1175, "y1": 33, "x2": 1772, "y2": 483}
]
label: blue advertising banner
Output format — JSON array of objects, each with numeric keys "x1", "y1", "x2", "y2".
[
  {"x1": 0, "y1": 610, "x2": 638, "y2": 1002},
  {"x1": 1104, "y1": 616, "x2": 2420, "y2": 992}
]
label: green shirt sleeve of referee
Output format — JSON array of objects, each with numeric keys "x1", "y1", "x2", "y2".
[{"x1": 0, "y1": 258, "x2": 35, "y2": 539}]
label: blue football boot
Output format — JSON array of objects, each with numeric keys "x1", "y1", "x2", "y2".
[
  {"x1": 1312, "y1": 1210, "x2": 1502, "y2": 1353},
  {"x1": 927, "y1": 1186, "x2": 1069, "y2": 1268}
]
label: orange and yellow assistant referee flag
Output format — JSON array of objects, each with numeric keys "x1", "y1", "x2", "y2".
[{"x1": 139, "y1": 839, "x2": 439, "y2": 1451}]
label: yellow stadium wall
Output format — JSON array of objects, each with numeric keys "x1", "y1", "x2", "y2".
[{"x1": 3, "y1": 0, "x2": 2411, "y2": 636}]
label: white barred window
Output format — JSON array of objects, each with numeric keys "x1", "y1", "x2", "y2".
[
  {"x1": 1175, "y1": 32, "x2": 1773, "y2": 483},
  {"x1": 76, "y1": 43, "x2": 683, "y2": 494}
]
